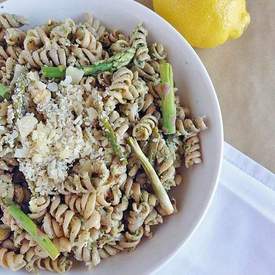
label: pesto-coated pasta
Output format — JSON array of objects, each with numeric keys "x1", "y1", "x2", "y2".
[
  {"x1": 132, "y1": 114, "x2": 158, "y2": 141},
  {"x1": 0, "y1": 12, "x2": 207, "y2": 273},
  {"x1": 26, "y1": 255, "x2": 72, "y2": 273},
  {"x1": 184, "y1": 135, "x2": 202, "y2": 168},
  {"x1": 130, "y1": 24, "x2": 150, "y2": 68}
]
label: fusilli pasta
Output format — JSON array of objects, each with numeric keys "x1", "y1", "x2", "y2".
[
  {"x1": 0, "y1": 14, "x2": 27, "y2": 30},
  {"x1": 0, "y1": 248, "x2": 26, "y2": 271}
]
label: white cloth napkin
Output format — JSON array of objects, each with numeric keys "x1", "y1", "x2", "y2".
[{"x1": 156, "y1": 143, "x2": 275, "y2": 275}]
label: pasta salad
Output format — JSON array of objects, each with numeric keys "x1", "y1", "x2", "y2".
[{"x1": 0, "y1": 12, "x2": 207, "y2": 272}]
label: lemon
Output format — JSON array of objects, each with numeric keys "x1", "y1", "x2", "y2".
[{"x1": 153, "y1": 0, "x2": 250, "y2": 48}]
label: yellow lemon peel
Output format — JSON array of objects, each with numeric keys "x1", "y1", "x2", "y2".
[{"x1": 153, "y1": 0, "x2": 250, "y2": 48}]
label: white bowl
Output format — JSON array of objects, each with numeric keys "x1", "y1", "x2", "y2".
[{"x1": 2, "y1": 0, "x2": 223, "y2": 274}]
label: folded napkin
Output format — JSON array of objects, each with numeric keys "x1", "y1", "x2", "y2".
[{"x1": 156, "y1": 143, "x2": 275, "y2": 275}]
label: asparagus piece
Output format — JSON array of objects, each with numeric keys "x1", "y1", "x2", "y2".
[
  {"x1": 100, "y1": 114, "x2": 127, "y2": 164},
  {"x1": 128, "y1": 137, "x2": 174, "y2": 215},
  {"x1": 42, "y1": 65, "x2": 66, "y2": 79},
  {"x1": 82, "y1": 60, "x2": 113, "y2": 76},
  {"x1": 83, "y1": 47, "x2": 135, "y2": 75},
  {"x1": 7, "y1": 203, "x2": 60, "y2": 260},
  {"x1": 13, "y1": 72, "x2": 29, "y2": 119},
  {"x1": 0, "y1": 84, "x2": 10, "y2": 99},
  {"x1": 42, "y1": 48, "x2": 135, "y2": 78},
  {"x1": 159, "y1": 62, "x2": 176, "y2": 134}
]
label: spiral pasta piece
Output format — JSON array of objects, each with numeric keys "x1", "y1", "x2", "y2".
[
  {"x1": 127, "y1": 155, "x2": 141, "y2": 178},
  {"x1": 127, "y1": 202, "x2": 151, "y2": 233},
  {"x1": 5, "y1": 28, "x2": 26, "y2": 46},
  {"x1": 137, "y1": 190, "x2": 163, "y2": 236},
  {"x1": 100, "y1": 29, "x2": 129, "y2": 48},
  {"x1": 61, "y1": 160, "x2": 109, "y2": 194},
  {"x1": 0, "y1": 57, "x2": 16, "y2": 85},
  {"x1": 74, "y1": 245, "x2": 100, "y2": 267},
  {"x1": 42, "y1": 213, "x2": 64, "y2": 239},
  {"x1": 132, "y1": 114, "x2": 158, "y2": 141},
  {"x1": 0, "y1": 102, "x2": 9, "y2": 126},
  {"x1": 147, "y1": 80, "x2": 162, "y2": 99},
  {"x1": 0, "y1": 248, "x2": 26, "y2": 271},
  {"x1": 29, "y1": 196, "x2": 51, "y2": 220},
  {"x1": 13, "y1": 230, "x2": 31, "y2": 248},
  {"x1": 0, "y1": 13, "x2": 27, "y2": 30},
  {"x1": 73, "y1": 243, "x2": 94, "y2": 263},
  {"x1": 122, "y1": 177, "x2": 134, "y2": 198},
  {"x1": 109, "y1": 110, "x2": 129, "y2": 141},
  {"x1": 48, "y1": 196, "x2": 82, "y2": 242},
  {"x1": 71, "y1": 230, "x2": 92, "y2": 259},
  {"x1": 80, "y1": 159, "x2": 110, "y2": 188},
  {"x1": 97, "y1": 71, "x2": 112, "y2": 87},
  {"x1": 75, "y1": 26, "x2": 103, "y2": 57},
  {"x1": 83, "y1": 13, "x2": 106, "y2": 39},
  {"x1": 65, "y1": 192, "x2": 96, "y2": 219},
  {"x1": 24, "y1": 247, "x2": 41, "y2": 272},
  {"x1": 117, "y1": 73, "x2": 148, "y2": 121},
  {"x1": 130, "y1": 24, "x2": 150, "y2": 68},
  {"x1": 1, "y1": 209, "x2": 20, "y2": 232},
  {"x1": 52, "y1": 237, "x2": 72, "y2": 253},
  {"x1": 176, "y1": 98, "x2": 191, "y2": 120},
  {"x1": 110, "y1": 157, "x2": 127, "y2": 186},
  {"x1": 81, "y1": 76, "x2": 97, "y2": 95},
  {"x1": 144, "y1": 208, "x2": 163, "y2": 237},
  {"x1": 112, "y1": 196, "x2": 129, "y2": 221},
  {"x1": 131, "y1": 72, "x2": 149, "y2": 109},
  {"x1": 35, "y1": 26, "x2": 52, "y2": 47},
  {"x1": 141, "y1": 93, "x2": 157, "y2": 115},
  {"x1": 119, "y1": 102, "x2": 138, "y2": 123},
  {"x1": 61, "y1": 173, "x2": 94, "y2": 194},
  {"x1": 184, "y1": 135, "x2": 202, "y2": 168},
  {"x1": 176, "y1": 117, "x2": 207, "y2": 138},
  {"x1": 127, "y1": 190, "x2": 159, "y2": 235},
  {"x1": 27, "y1": 256, "x2": 72, "y2": 273},
  {"x1": 150, "y1": 42, "x2": 167, "y2": 60},
  {"x1": 23, "y1": 29, "x2": 43, "y2": 52},
  {"x1": 13, "y1": 231, "x2": 47, "y2": 259},
  {"x1": 50, "y1": 19, "x2": 76, "y2": 46},
  {"x1": 71, "y1": 46, "x2": 98, "y2": 65},
  {"x1": 133, "y1": 60, "x2": 159, "y2": 81},
  {"x1": 0, "y1": 45, "x2": 22, "y2": 63},
  {"x1": 109, "y1": 67, "x2": 139, "y2": 103},
  {"x1": 110, "y1": 39, "x2": 129, "y2": 53},
  {"x1": 119, "y1": 227, "x2": 144, "y2": 250},
  {"x1": 64, "y1": 192, "x2": 101, "y2": 229},
  {"x1": 19, "y1": 46, "x2": 67, "y2": 68},
  {"x1": 98, "y1": 243, "x2": 123, "y2": 262},
  {"x1": 155, "y1": 137, "x2": 176, "y2": 190},
  {"x1": 0, "y1": 225, "x2": 10, "y2": 243}
]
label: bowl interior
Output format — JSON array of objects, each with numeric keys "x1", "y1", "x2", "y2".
[{"x1": 2, "y1": 0, "x2": 223, "y2": 274}]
